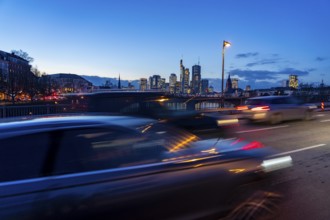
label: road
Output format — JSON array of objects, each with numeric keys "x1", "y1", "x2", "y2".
[{"x1": 223, "y1": 111, "x2": 330, "y2": 220}]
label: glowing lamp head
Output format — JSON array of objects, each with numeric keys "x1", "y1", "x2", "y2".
[{"x1": 223, "y1": 41, "x2": 231, "y2": 48}]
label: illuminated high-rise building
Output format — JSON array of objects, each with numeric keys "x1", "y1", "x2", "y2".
[
  {"x1": 180, "y1": 59, "x2": 190, "y2": 94},
  {"x1": 149, "y1": 75, "x2": 161, "y2": 90},
  {"x1": 183, "y1": 68, "x2": 190, "y2": 94},
  {"x1": 192, "y1": 64, "x2": 201, "y2": 94},
  {"x1": 169, "y1": 73, "x2": 177, "y2": 94},
  {"x1": 160, "y1": 78, "x2": 166, "y2": 90},
  {"x1": 289, "y1": 75, "x2": 298, "y2": 89}
]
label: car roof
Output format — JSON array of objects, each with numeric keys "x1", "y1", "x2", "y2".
[{"x1": 0, "y1": 115, "x2": 156, "y2": 139}]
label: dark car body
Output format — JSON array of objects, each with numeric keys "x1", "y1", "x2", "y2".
[
  {"x1": 239, "y1": 96, "x2": 317, "y2": 124},
  {"x1": 62, "y1": 92, "x2": 239, "y2": 137},
  {"x1": 0, "y1": 115, "x2": 291, "y2": 220}
]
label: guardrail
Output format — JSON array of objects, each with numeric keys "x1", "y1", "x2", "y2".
[{"x1": 0, "y1": 104, "x2": 73, "y2": 118}]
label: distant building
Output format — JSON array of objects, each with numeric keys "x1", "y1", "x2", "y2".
[
  {"x1": 232, "y1": 78, "x2": 238, "y2": 89},
  {"x1": 160, "y1": 78, "x2": 166, "y2": 91},
  {"x1": 149, "y1": 75, "x2": 161, "y2": 90},
  {"x1": 225, "y1": 74, "x2": 233, "y2": 93},
  {"x1": 49, "y1": 73, "x2": 93, "y2": 93},
  {"x1": 127, "y1": 81, "x2": 135, "y2": 89},
  {"x1": 184, "y1": 68, "x2": 190, "y2": 93},
  {"x1": 180, "y1": 60, "x2": 190, "y2": 94},
  {"x1": 175, "y1": 81, "x2": 181, "y2": 94},
  {"x1": 118, "y1": 74, "x2": 121, "y2": 89},
  {"x1": 245, "y1": 85, "x2": 251, "y2": 91},
  {"x1": 169, "y1": 73, "x2": 177, "y2": 94},
  {"x1": 289, "y1": 75, "x2": 298, "y2": 89},
  {"x1": 201, "y1": 79, "x2": 209, "y2": 94},
  {"x1": 0, "y1": 50, "x2": 36, "y2": 100},
  {"x1": 192, "y1": 64, "x2": 201, "y2": 94},
  {"x1": 140, "y1": 78, "x2": 147, "y2": 91},
  {"x1": 282, "y1": 80, "x2": 289, "y2": 87}
]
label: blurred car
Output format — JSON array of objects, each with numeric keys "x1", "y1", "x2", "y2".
[
  {"x1": 238, "y1": 96, "x2": 317, "y2": 124},
  {"x1": 0, "y1": 115, "x2": 291, "y2": 220},
  {"x1": 62, "y1": 91, "x2": 239, "y2": 137}
]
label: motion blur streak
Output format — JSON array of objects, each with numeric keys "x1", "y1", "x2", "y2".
[
  {"x1": 229, "y1": 169, "x2": 246, "y2": 174},
  {"x1": 168, "y1": 135, "x2": 198, "y2": 152},
  {"x1": 261, "y1": 156, "x2": 293, "y2": 172},
  {"x1": 241, "y1": 141, "x2": 264, "y2": 151},
  {"x1": 217, "y1": 118, "x2": 239, "y2": 126},
  {"x1": 201, "y1": 148, "x2": 218, "y2": 154}
]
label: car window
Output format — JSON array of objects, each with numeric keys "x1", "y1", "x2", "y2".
[
  {"x1": 0, "y1": 133, "x2": 50, "y2": 182},
  {"x1": 271, "y1": 98, "x2": 287, "y2": 104},
  {"x1": 53, "y1": 127, "x2": 162, "y2": 175}
]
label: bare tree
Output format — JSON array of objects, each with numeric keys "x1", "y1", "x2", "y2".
[
  {"x1": 11, "y1": 49, "x2": 34, "y2": 63},
  {"x1": 1, "y1": 70, "x2": 24, "y2": 104},
  {"x1": 31, "y1": 65, "x2": 42, "y2": 77}
]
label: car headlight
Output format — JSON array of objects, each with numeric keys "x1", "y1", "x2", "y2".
[{"x1": 261, "y1": 156, "x2": 292, "y2": 172}]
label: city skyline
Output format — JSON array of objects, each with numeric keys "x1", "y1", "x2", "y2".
[{"x1": 1, "y1": 0, "x2": 329, "y2": 89}]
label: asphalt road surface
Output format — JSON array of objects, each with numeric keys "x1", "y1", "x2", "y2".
[{"x1": 222, "y1": 111, "x2": 330, "y2": 220}]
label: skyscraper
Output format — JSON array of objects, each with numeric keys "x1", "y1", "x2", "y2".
[
  {"x1": 192, "y1": 64, "x2": 201, "y2": 94},
  {"x1": 160, "y1": 78, "x2": 166, "y2": 91},
  {"x1": 140, "y1": 78, "x2": 147, "y2": 91},
  {"x1": 183, "y1": 68, "x2": 190, "y2": 94},
  {"x1": 169, "y1": 73, "x2": 177, "y2": 94},
  {"x1": 201, "y1": 79, "x2": 209, "y2": 94},
  {"x1": 180, "y1": 59, "x2": 190, "y2": 94},
  {"x1": 149, "y1": 75, "x2": 161, "y2": 90},
  {"x1": 180, "y1": 59, "x2": 185, "y2": 93}
]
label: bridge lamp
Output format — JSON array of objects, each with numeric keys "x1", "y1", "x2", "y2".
[{"x1": 221, "y1": 40, "x2": 231, "y2": 108}]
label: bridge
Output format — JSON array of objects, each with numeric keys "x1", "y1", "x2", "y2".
[
  {"x1": 0, "y1": 92, "x2": 327, "y2": 119},
  {"x1": 166, "y1": 95, "x2": 246, "y2": 110}
]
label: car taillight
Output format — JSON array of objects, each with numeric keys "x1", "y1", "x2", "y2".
[
  {"x1": 251, "y1": 106, "x2": 270, "y2": 111},
  {"x1": 236, "y1": 105, "x2": 248, "y2": 110},
  {"x1": 241, "y1": 141, "x2": 264, "y2": 150}
]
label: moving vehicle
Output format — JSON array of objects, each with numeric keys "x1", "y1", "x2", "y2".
[
  {"x1": 0, "y1": 115, "x2": 291, "y2": 220},
  {"x1": 63, "y1": 91, "x2": 239, "y2": 137},
  {"x1": 238, "y1": 96, "x2": 317, "y2": 124}
]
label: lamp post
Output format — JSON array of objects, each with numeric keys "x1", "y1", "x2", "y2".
[{"x1": 221, "y1": 40, "x2": 231, "y2": 108}]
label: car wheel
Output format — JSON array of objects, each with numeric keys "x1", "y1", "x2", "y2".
[{"x1": 269, "y1": 114, "x2": 282, "y2": 125}]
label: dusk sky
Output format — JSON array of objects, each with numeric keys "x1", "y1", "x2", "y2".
[{"x1": 1, "y1": 0, "x2": 329, "y2": 89}]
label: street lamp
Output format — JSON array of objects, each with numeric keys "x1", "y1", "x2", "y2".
[{"x1": 221, "y1": 40, "x2": 231, "y2": 108}]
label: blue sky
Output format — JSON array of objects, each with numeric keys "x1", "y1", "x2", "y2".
[{"x1": 0, "y1": 0, "x2": 329, "y2": 89}]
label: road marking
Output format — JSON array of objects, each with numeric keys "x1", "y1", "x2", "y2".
[
  {"x1": 236, "y1": 125, "x2": 289, "y2": 134},
  {"x1": 320, "y1": 119, "x2": 330, "y2": 122},
  {"x1": 272, "y1": 144, "x2": 327, "y2": 157},
  {"x1": 316, "y1": 114, "x2": 325, "y2": 117}
]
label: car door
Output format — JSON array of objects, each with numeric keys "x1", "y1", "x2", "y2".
[
  {"x1": 0, "y1": 133, "x2": 51, "y2": 220},
  {"x1": 32, "y1": 126, "x2": 173, "y2": 219}
]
